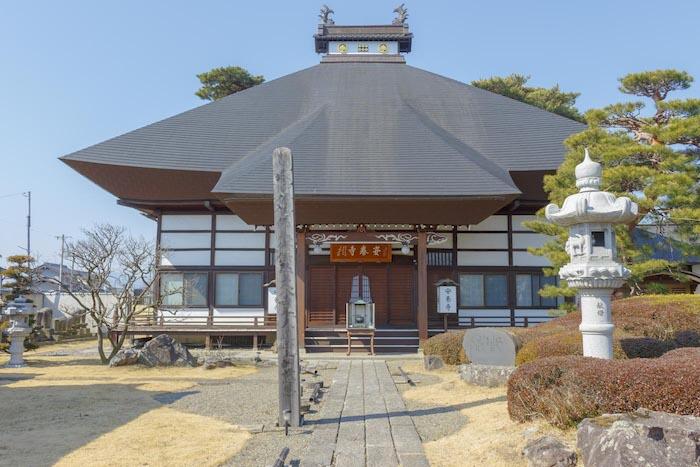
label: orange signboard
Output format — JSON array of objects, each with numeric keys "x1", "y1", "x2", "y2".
[{"x1": 330, "y1": 243, "x2": 392, "y2": 263}]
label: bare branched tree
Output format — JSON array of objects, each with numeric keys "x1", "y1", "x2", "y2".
[{"x1": 51, "y1": 224, "x2": 169, "y2": 364}]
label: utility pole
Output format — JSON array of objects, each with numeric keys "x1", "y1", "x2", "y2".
[
  {"x1": 24, "y1": 191, "x2": 31, "y2": 261},
  {"x1": 272, "y1": 147, "x2": 301, "y2": 428},
  {"x1": 55, "y1": 235, "x2": 66, "y2": 293}
]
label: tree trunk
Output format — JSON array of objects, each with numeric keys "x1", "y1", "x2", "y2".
[{"x1": 96, "y1": 328, "x2": 109, "y2": 364}]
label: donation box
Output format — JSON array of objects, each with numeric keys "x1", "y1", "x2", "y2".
[{"x1": 346, "y1": 300, "x2": 375, "y2": 329}]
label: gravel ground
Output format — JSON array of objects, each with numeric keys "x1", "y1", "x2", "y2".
[{"x1": 169, "y1": 365, "x2": 334, "y2": 466}]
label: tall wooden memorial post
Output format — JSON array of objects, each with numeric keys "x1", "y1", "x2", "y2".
[{"x1": 272, "y1": 147, "x2": 302, "y2": 427}]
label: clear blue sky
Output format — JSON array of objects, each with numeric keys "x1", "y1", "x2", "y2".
[{"x1": 1, "y1": 0, "x2": 699, "y2": 267}]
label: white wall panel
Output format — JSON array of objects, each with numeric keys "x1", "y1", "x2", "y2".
[
  {"x1": 462, "y1": 215, "x2": 507, "y2": 231},
  {"x1": 216, "y1": 215, "x2": 258, "y2": 231},
  {"x1": 212, "y1": 308, "x2": 265, "y2": 325},
  {"x1": 457, "y1": 251, "x2": 509, "y2": 266},
  {"x1": 457, "y1": 233, "x2": 508, "y2": 249},
  {"x1": 161, "y1": 250, "x2": 211, "y2": 266},
  {"x1": 457, "y1": 309, "x2": 510, "y2": 326},
  {"x1": 513, "y1": 251, "x2": 551, "y2": 266},
  {"x1": 512, "y1": 233, "x2": 550, "y2": 249},
  {"x1": 512, "y1": 215, "x2": 539, "y2": 231},
  {"x1": 160, "y1": 232, "x2": 211, "y2": 249},
  {"x1": 216, "y1": 232, "x2": 266, "y2": 249},
  {"x1": 161, "y1": 214, "x2": 212, "y2": 231},
  {"x1": 160, "y1": 309, "x2": 208, "y2": 325},
  {"x1": 215, "y1": 250, "x2": 266, "y2": 266}
]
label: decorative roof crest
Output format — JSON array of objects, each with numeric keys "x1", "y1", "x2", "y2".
[
  {"x1": 392, "y1": 3, "x2": 408, "y2": 25},
  {"x1": 319, "y1": 4, "x2": 335, "y2": 25}
]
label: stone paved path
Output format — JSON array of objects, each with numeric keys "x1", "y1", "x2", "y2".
[{"x1": 302, "y1": 360, "x2": 429, "y2": 467}]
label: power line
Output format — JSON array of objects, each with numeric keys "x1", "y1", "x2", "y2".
[{"x1": 0, "y1": 192, "x2": 24, "y2": 200}]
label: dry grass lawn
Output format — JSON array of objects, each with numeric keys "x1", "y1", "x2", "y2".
[
  {"x1": 0, "y1": 340, "x2": 255, "y2": 466},
  {"x1": 400, "y1": 362, "x2": 576, "y2": 467}
]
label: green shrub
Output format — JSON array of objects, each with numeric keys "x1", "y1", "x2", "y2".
[
  {"x1": 507, "y1": 349, "x2": 700, "y2": 428},
  {"x1": 423, "y1": 331, "x2": 467, "y2": 365},
  {"x1": 514, "y1": 294, "x2": 700, "y2": 364}
]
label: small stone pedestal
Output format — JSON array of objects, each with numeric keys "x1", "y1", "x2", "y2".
[{"x1": 545, "y1": 149, "x2": 638, "y2": 359}]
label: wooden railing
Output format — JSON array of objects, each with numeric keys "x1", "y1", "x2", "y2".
[
  {"x1": 430, "y1": 315, "x2": 552, "y2": 331},
  {"x1": 130, "y1": 312, "x2": 276, "y2": 328}
]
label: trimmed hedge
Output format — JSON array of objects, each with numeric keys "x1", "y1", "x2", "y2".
[
  {"x1": 507, "y1": 348, "x2": 700, "y2": 428},
  {"x1": 422, "y1": 331, "x2": 467, "y2": 365},
  {"x1": 515, "y1": 294, "x2": 700, "y2": 364}
]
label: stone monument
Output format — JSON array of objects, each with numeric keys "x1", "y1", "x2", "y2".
[
  {"x1": 3, "y1": 296, "x2": 36, "y2": 368},
  {"x1": 545, "y1": 149, "x2": 638, "y2": 359},
  {"x1": 462, "y1": 327, "x2": 520, "y2": 366}
]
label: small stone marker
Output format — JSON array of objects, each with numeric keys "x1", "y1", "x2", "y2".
[{"x1": 462, "y1": 328, "x2": 520, "y2": 366}]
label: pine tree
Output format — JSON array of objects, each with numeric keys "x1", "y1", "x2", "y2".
[
  {"x1": 527, "y1": 69, "x2": 700, "y2": 302},
  {"x1": 195, "y1": 66, "x2": 265, "y2": 101},
  {"x1": 2, "y1": 255, "x2": 35, "y2": 300},
  {"x1": 472, "y1": 74, "x2": 583, "y2": 122}
]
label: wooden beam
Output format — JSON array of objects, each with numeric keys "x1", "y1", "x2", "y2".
[
  {"x1": 272, "y1": 147, "x2": 301, "y2": 428},
  {"x1": 296, "y1": 231, "x2": 306, "y2": 345},
  {"x1": 417, "y1": 231, "x2": 428, "y2": 342}
]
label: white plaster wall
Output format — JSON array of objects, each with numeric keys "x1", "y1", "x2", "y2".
[
  {"x1": 160, "y1": 232, "x2": 211, "y2": 249},
  {"x1": 159, "y1": 308, "x2": 209, "y2": 325},
  {"x1": 461, "y1": 215, "x2": 507, "y2": 231},
  {"x1": 216, "y1": 232, "x2": 265, "y2": 249},
  {"x1": 161, "y1": 250, "x2": 211, "y2": 266},
  {"x1": 37, "y1": 292, "x2": 118, "y2": 332},
  {"x1": 214, "y1": 250, "x2": 266, "y2": 266},
  {"x1": 212, "y1": 308, "x2": 265, "y2": 325},
  {"x1": 457, "y1": 251, "x2": 509, "y2": 266},
  {"x1": 161, "y1": 214, "x2": 212, "y2": 230},
  {"x1": 512, "y1": 233, "x2": 550, "y2": 249},
  {"x1": 216, "y1": 215, "x2": 259, "y2": 231},
  {"x1": 513, "y1": 251, "x2": 551, "y2": 267},
  {"x1": 512, "y1": 215, "x2": 539, "y2": 231},
  {"x1": 457, "y1": 233, "x2": 508, "y2": 249}
]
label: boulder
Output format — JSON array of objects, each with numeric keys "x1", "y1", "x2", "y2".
[
  {"x1": 522, "y1": 436, "x2": 577, "y2": 467},
  {"x1": 109, "y1": 348, "x2": 140, "y2": 367},
  {"x1": 424, "y1": 355, "x2": 444, "y2": 371},
  {"x1": 202, "y1": 356, "x2": 234, "y2": 370},
  {"x1": 137, "y1": 334, "x2": 197, "y2": 367},
  {"x1": 459, "y1": 363, "x2": 515, "y2": 387},
  {"x1": 577, "y1": 408, "x2": 700, "y2": 467}
]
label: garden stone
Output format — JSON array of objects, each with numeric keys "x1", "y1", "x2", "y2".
[
  {"x1": 138, "y1": 334, "x2": 197, "y2": 367},
  {"x1": 109, "y1": 348, "x2": 140, "y2": 367},
  {"x1": 459, "y1": 363, "x2": 515, "y2": 387},
  {"x1": 522, "y1": 436, "x2": 577, "y2": 467},
  {"x1": 462, "y1": 328, "x2": 520, "y2": 366},
  {"x1": 423, "y1": 355, "x2": 444, "y2": 370},
  {"x1": 577, "y1": 408, "x2": 700, "y2": 467}
]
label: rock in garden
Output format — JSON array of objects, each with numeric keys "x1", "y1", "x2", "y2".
[
  {"x1": 577, "y1": 408, "x2": 700, "y2": 467},
  {"x1": 137, "y1": 334, "x2": 197, "y2": 367},
  {"x1": 459, "y1": 363, "x2": 515, "y2": 387},
  {"x1": 424, "y1": 355, "x2": 444, "y2": 370},
  {"x1": 522, "y1": 436, "x2": 577, "y2": 467},
  {"x1": 109, "y1": 348, "x2": 140, "y2": 367}
]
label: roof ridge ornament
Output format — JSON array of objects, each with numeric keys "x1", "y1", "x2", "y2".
[
  {"x1": 392, "y1": 3, "x2": 408, "y2": 25},
  {"x1": 319, "y1": 4, "x2": 334, "y2": 25}
]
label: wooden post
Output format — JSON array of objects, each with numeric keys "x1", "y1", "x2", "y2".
[
  {"x1": 417, "y1": 231, "x2": 428, "y2": 342},
  {"x1": 272, "y1": 147, "x2": 301, "y2": 428},
  {"x1": 296, "y1": 231, "x2": 306, "y2": 346}
]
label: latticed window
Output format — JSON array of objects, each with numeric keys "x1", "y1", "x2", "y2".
[{"x1": 358, "y1": 44, "x2": 369, "y2": 53}]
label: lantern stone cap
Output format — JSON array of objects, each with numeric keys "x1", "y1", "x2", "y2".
[
  {"x1": 545, "y1": 149, "x2": 638, "y2": 227},
  {"x1": 575, "y1": 148, "x2": 602, "y2": 191}
]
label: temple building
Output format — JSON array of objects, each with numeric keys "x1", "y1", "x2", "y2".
[{"x1": 61, "y1": 9, "x2": 584, "y2": 352}]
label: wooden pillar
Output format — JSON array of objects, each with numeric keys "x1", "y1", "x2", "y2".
[
  {"x1": 272, "y1": 147, "x2": 301, "y2": 428},
  {"x1": 417, "y1": 231, "x2": 428, "y2": 342},
  {"x1": 296, "y1": 231, "x2": 306, "y2": 346}
]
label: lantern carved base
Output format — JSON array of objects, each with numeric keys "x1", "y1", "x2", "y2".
[{"x1": 6, "y1": 322, "x2": 31, "y2": 368}]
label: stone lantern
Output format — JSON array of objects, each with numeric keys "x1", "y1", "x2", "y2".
[
  {"x1": 2, "y1": 296, "x2": 36, "y2": 368},
  {"x1": 545, "y1": 149, "x2": 638, "y2": 359}
]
